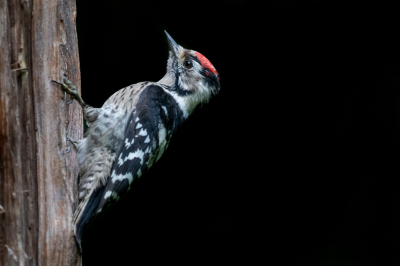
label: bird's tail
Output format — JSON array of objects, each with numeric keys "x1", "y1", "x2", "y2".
[{"x1": 73, "y1": 185, "x2": 105, "y2": 252}]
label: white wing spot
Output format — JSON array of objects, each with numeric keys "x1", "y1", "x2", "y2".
[
  {"x1": 144, "y1": 146, "x2": 151, "y2": 154},
  {"x1": 156, "y1": 123, "x2": 167, "y2": 162},
  {"x1": 111, "y1": 171, "x2": 133, "y2": 184},
  {"x1": 136, "y1": 123, "x2": 142, "y2": 129},
  {"x1": 104, "y1": 191, "x2": 112, "y2": 199},
  {"x1": 135, "y1": 117, "x2": 139, "y2": 122},
  {"x1": 125, "y1": 138, "x2": 134, "y2": 149},
  {"x1": 126, "y1": 150, "x2": 144, "y2": 164},
  {"x1": 161, "y1": 106, "x2": 168, "y2": 115},
  {"x1": 138, "y1": 128, "x2": 147, "y2": 136},
  {"x1": 118, "y1": 154, "x2": 124, "y2": 166},
  {"x1": 144, "y1": 135, "x2": 150, "y2": 143},
  {"x1": 118, "y1": 149, "x2": 145, "y2": 166}
]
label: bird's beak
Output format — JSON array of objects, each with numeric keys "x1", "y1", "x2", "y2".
[{"x1": 164, "y1": 30, "x2": 180, "y2": 56}]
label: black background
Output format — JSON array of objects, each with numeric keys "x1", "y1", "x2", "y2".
[{"x1": 76, "y1": 1, "x2": 400, "y2": 265}]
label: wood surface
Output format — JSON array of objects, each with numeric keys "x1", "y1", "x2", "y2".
[{"x1": 0, "y1": 0, "x2": 82, "y2": 265}]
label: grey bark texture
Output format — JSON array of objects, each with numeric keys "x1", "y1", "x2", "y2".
[{"x1": 0, "y1": 0, "x2": 82, "y2": 265}]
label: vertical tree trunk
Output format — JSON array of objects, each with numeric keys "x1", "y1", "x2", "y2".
[{"x1": 0, "y1": 0, "x2": 82, "y2": 265}]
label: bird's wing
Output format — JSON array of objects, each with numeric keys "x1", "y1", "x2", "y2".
[
  {"x1": 74, "y1": 85, "x2": 184, "y2": 246},
  {"x1": 96, "y1": 102, "x2": 158, "y2": 209},
  {"x1": 97, "y1": 86, "x2": 169, "y2": 210}
]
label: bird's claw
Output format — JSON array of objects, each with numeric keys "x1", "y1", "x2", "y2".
[
  {"x1": 52, "y1": 76, "x2": 79, "y2": 99},
  {"x1": 52, "y1": 76, "x2": 87, "y2": 108},
  {"x1": 51, "y1": 80, "x2": 64, "y2": 86}
]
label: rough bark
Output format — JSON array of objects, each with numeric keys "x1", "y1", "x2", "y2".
[{"x1": 0, "y1": 0, "x2": 82, "y2": 265}]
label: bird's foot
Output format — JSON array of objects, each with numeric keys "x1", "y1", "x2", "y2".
[{"x1": 52, "y1": 76, "x2": 86, "y2": 107}]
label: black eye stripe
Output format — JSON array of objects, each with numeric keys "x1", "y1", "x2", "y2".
[{"x1": 188, "y1": 55, "x2": 201, "y2": 65}]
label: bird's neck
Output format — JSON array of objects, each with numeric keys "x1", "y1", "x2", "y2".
[{"x1": 157, "y1": 71, "x2": 175, "y2": 87}]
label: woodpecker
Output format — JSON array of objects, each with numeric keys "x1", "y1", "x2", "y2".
[{"x1": 52, "y1": 31, "x2": 220, "y2": 251}]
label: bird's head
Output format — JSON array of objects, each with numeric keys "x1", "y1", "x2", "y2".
[{"x1": 159, "y1": 31, "x2": 220, "y2": 118}]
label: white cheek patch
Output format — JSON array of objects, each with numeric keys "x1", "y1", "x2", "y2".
[
  {"x1": 167, "y1": 92, "x2": 189, "y2": 118},
  {"x1": 157, "y1": 76, "x2": 214, "y2": 118}
]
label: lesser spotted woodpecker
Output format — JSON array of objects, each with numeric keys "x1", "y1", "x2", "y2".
[{"x1": 52, "y1": 31, "x2": 220, "y2": 251}]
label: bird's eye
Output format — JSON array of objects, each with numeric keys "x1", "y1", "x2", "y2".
[{"x1": 184, "y1": 60, "x2": 193, "y2": 69}]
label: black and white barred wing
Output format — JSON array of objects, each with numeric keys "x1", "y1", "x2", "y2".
[
  {"x1": 93, "y1": 85, "x2": 177, "y2": 216},
  {"x1": 74, "y1": 86, "x2": 175, "y2": 249},
  {"x1": 74, "y1": 86, "x2": 184, "y2": 248}
]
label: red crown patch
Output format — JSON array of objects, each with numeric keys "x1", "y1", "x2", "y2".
[{"x1": 195, "y1": 52, "x2": 219, "y2": 79}]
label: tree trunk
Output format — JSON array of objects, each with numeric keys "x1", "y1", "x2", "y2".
[{"x1": 0, "y1": 0, "x2": 82, "y2": 265}]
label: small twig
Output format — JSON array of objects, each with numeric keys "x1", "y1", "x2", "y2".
[{"x1": 11, "y1": 67, "x2": 28, "y2": 72}]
